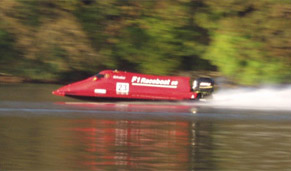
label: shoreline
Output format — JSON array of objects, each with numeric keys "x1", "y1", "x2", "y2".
[
  {"x1": 0, "y1": 74, "x2": 61, "y2": 84},
  {"x1": 0, "y1": 73, "x2": 25, "y2": 83},
  {"x1": 0, "y1": 71, "x2": 238, "y2": 89}
]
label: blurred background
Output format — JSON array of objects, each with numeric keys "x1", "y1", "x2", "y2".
[{"x1": 0, "y1": 0, "x2": 290, "y2": 85}]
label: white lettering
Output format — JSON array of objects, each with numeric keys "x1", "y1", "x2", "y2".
[
  {"x1": 94, "y1": 89, "x2": 107, "y2": 94},
  {"x1": 131, "y1": 76, "x2": 178, "y2": 88},
  {"x1": 131, "y1": 76, "x2": 138, "y2": 83},
  {"x1": 200, "y1": 82, "x2": 211, "y2": 86},
  {"x1": 171, "y1": 81, "x2": 179, "y2": 86},
  {"x1": 132, "y1": 83, "x2": 177, "y2": 88},
  {"x1": 132, "y1": 76, "x2": 172, "y2": 85},
  {"x1": 113, "y1": 75, "x2": 126, "y2": 80}
]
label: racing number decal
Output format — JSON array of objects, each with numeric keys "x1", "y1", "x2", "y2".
[{"x1": 116, "y1": 83, "x2": 129, "y2": 95}]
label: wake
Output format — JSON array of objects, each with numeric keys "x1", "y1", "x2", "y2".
[{"x1": 207, "y1": 85, "x2": 291, "y2": 111}]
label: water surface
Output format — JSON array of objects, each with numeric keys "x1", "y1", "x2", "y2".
[{"x1": 0, "y1": 83, "x2": 290, "y2": 170}]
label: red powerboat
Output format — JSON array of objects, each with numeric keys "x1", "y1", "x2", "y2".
[{"x1": 52, "y1": 70, "x2": 214, "y2": 101}]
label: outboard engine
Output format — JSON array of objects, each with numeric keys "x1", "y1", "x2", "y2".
[{"x1": 192, "y1": 77, "x2": 214, "y2": 99}]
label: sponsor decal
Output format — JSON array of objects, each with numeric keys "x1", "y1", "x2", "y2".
[
  {"x1": 131, "y1": 76, "x2": 178, "y2": 88},
  {"x1": 94, "y1": 89, "x2": 107, "y2": 94},
  {"x1": 116, "y1": 82, "x2": 129, "y2": 95},
  {"x1": 199, "y1": 82, "x2": 213, "y2": 89},
  {"x1": 200, "y1": 82, "x2": 211, "y2": 86},
  {"x1": 113, "y1": 75, "x2": 126, "y2": 80}
]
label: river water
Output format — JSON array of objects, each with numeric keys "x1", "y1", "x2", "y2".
[{"x1": 0, "y1": 83, "x2": 290, "y2": 170}]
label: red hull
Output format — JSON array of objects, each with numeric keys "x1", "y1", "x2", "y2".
[{"x1": 53, "y1": 70, "x2": 198, "y2": 100}]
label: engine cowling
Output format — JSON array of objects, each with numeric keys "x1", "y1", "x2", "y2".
[{"x1": 192, "y1": 77, "x2": 214, "y2": 99}]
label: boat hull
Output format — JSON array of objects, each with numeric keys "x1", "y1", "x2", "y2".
[{"x1": 53, "y1": 70, "x2": 198, "y2": 101}]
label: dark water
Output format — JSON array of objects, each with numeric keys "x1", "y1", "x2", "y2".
[{"x1": 0, "y1": 84, "x2": 291, "y2": 170}]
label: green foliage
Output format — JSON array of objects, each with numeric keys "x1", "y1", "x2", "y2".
[
  {"x1": 74, "y1": 0, "x2": 213, "y2": 75},
  {"x1": 201, "y1": 0, "x2": 291, "y2": 84},
  {"x1": 0, "y1": 0, "x2": 290, "y2": 84},
  {"x1": 0, "y1": 29, "x2": 21, "y2": 72},
  {"x1": 15, "y1": 0, "x2": 41, "y2": 26},
  {"x1": 0, "y1": 29, "x2": 16, "y2": 61}
]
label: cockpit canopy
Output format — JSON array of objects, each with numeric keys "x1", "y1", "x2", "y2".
[{"x1": 95, "y1": 74, "x2": 105, "y2": 79}]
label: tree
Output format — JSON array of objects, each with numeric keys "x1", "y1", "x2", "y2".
[{"x1": 198, "y1": 0, "x2": 291, "y2": 84}]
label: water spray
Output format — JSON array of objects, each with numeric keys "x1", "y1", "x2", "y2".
[{"x1": 208, "y1": 85, "x2": 291, "y2": 111}]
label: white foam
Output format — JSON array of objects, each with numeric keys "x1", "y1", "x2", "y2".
[{"x1": 208, "y1": 86, "x2": 291, "y2": 111}]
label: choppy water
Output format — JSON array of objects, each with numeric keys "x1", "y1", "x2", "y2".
[{"x1": 0, "y1": 83, "x2": 291, "y2": 170}]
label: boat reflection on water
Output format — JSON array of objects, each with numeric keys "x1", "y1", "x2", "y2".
[
  {"x1": 53, "y1": 102, "x2": 207, "y2": 170},
  {"x1": 55, "y1": 101, "x2": 198, "y2": 114},
  {"x1": 1, "y1": 83, "x2": 291, "y2": 170},
  {"x1": 66, "y1": 119, "x2": 212, "y2": 170},
  {"x1": 2, "y1": 100, "x2": 289, "y2": 170}
]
